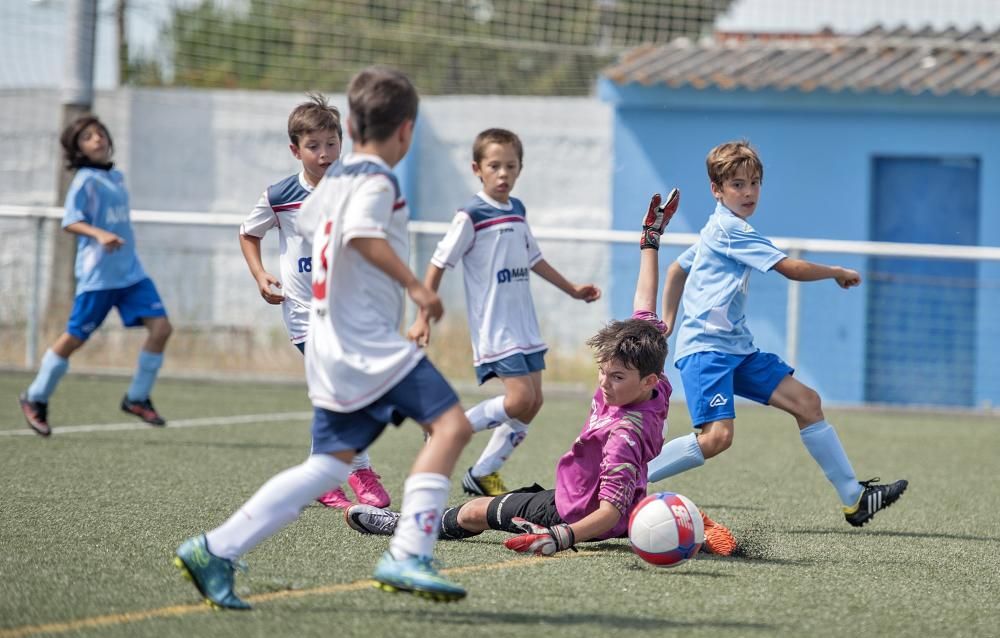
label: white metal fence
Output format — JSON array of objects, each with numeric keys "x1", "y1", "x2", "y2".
[{"x1": 3, "y1": 204, "x2": 1000, "y2": 409}]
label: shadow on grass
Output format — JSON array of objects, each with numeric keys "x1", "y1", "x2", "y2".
[
  {"x1": 585, "y1": 542, "x2": 815, "y2": 567},
  {"x1": 336, "y1": 606, "x2": 778, "y2": 632},
  {"x1": 786, "y1": 528, "x2": 1000, "y2": 544}
]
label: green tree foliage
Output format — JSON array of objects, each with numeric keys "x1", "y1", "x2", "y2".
[{"x1": 146, "y1": 0, "x2": 732, "y2": 95}]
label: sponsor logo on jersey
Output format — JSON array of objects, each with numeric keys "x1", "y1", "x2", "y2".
[
  {"x1": 105, "y1": 205, "x2": 129, "y2": 224},
  {"x1": 298, "y1": 257, "x2": 312, "y2": 273},
  {"x1": 496, "y1": 267, "x2": 530, "y2": 284}
]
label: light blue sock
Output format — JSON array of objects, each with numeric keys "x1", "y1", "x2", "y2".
[
  {"x1": 648, "y1": 433, "x2": 705, "y2": 483},
  {"x1": 27, "y1": 349, "x2": 69, "y2": 403},
  {"x1": 127, "y1": 350, "x2": 164, "y2": 402},
  {"x1": 799, "y1": 420, "x2": 863, "y2": 507}
]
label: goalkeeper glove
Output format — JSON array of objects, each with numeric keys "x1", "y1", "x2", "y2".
[
  {"x1": 503, "y1": 517, "x2": 576, "y2": 556},
  {"x1": 640, "y1": 188, "x2": 680, "y2": 250}
]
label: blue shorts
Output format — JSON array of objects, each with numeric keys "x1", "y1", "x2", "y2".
[
  {"x1": 676, "y1": 350, "x2": 793, "y2": 427},
  {"x1": 310, "y1": 358, "x2": 460, "y2": 454},
  {"x1": 66, "y1": 278, "x2": 167, "y2": 341},
  {"x1": 475, "y1": 350, "x2": 547, "y2": 385}
]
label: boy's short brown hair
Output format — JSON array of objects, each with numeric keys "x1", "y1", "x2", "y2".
[
  {"x1": 706, "y1": 139, "x2": 764, "y2": 186},
  {"x1": 586, "y1": 319, "x2": 667, "y2": 379},
  {"x1": 60, "y1": 114, "x2": 113, "y2": 170},
  {"x1": 346, "y1": 66, "x2": 419, "y2": 144},
  {"x1": 288, "y1": 92, "x2": 342, "y2": 147},
  {"x1": 472, "y1": 128, "x2": 524, "y2": 165}
]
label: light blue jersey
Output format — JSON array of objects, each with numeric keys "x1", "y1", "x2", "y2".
[
  {"x1": 673, "y1": 202, "x2": 786, "y2": 361},
  {"x1": 62, "y1": 167, "x2": 147, "y2": 295}
]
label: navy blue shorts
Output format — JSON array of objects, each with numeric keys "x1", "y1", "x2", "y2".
[
  {"x1": 66, "y1": 278, "x2": 167, "y2": 341},
  {"x1": 676, "y1": 350, "x2": 793, "y2": 427},
  {"x1": 310, "y1": 358, "x2": 460, "y2": 454},
  {"x1": 475, "y1": 350, "x2": 547, "y2": 385}
]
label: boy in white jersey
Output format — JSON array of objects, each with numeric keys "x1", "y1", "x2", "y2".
[
  {"x1": 239, "y1": 93, "x2": 389, "y2": 511},
  {"x1": 176, "y1": 66, "x2": 475, "y2": 608},
  {"x1": 409, "y1": 128, "x2": 601, "y2": 497},
  {"x1": 649, "y1": 140, "x2": 907, "y2": 528},
  {"x1": 348, "y1": 189, "x2": 736, "y2": 556},
  {"x1": 19, "y1": 115, "x2": 172, "y2": 435}
]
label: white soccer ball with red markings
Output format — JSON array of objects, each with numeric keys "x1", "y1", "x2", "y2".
[{"x1": 628, "y1": 492, "x2": 704, "y2": 567}]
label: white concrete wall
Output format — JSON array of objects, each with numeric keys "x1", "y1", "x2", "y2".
[{"x1": 0, "y1": 88, "x2": 613, "y2": 377}]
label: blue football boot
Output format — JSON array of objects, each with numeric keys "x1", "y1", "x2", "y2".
[
  {"x1": 372, "y1": 551, "x2": 466, "y2": 602},
  {"x1": 174, "y1": 534, "x2": 251, "y2": 610}
]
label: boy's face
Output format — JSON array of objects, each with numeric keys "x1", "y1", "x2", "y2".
[
  {"x1": 79, "y1": 123, "x2": 111, "y2": 164},
  {"x1": 597, "y1": 359, "x2": 657, "y2": 407},
  {"x1": 291, "y1": 128, "x2": 341, "y2": 186},
  {"x1": 472, "y1": 142, "x2": 521, "y2": 203},
  {"x1": 711, "y1": 166, "x2": 761, "y2": 219}
]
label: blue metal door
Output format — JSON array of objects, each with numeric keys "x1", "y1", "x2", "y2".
[{"x1": 865, "y1": 157, "x2": 979, "y2": 406}]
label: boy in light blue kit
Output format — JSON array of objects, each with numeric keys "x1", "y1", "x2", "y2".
[
  {"x1": 649, "y1": 140, "x2": 907, "y2": 527},
  {"x1": 238, "y1": 93, "x2": 390, "y2": 511},
  {"x1": 175, "y1": 67, "x2": 475, "y2": 609},
  {"x1": 19, "y1": 115, "x2": 172, "y2": 436}
]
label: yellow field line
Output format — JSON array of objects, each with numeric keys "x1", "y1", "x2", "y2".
[{"x1": 0, "y1": 553, "x2": 579, "y2": 638}]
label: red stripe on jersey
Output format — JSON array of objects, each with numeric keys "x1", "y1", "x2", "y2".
[
  {"x1": 473, "y1": 215, "x2": 524, "y2": 231},
  {"x1": 273, "y1": 202, "x2": 303, "y2": 212},
  {"x1": 393, "y1": 199, "x2": 407, "y2": 211}
]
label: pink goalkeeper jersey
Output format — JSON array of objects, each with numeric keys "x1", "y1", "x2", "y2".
[{"x1": 554, "y1": 311, "x2": 671, "y2": 540}]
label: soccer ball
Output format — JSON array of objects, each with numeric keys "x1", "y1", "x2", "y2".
[{"x1": 628, "y1": 492, "x2": 704, "y2": 567}]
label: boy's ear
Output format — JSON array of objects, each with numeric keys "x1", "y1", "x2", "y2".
[
  {"x1": 641, "y1": 372, "x2": 659, "y2": 391},
  {"x1": 289, "y1": 142, "x2": 302, "y2": 160},
  {"x1": 710, "y1": 180, "x2": 723, "y2": 199}
]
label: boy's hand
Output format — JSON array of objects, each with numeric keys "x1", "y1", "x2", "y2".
[
  {"x1": 835, "y1": 267, "x2": 862, "y2": 289},
  {"x1": 503, "y1": 517, "x2": 575, "y2": 556},
  {"x1": 255, "y1": 272, "x2": 285, "y2": 304},
  {"x1": 407, "y1": 315, "x2": 432, "y2": 347},
  {"x1": 640, "y1": 188, "x2": 680, "y2": 250},
  {"x1": 96, "y1": 230, "x2": 125, "y2": 252},
  {"x1": 407, "y1": 282, "x2": 444, "y2": 323},
  {"x1": 572, "y1": 283, "x2": 602, "y2": 303}
]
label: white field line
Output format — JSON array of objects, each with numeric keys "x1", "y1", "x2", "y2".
[{"x1": 1, "y1": 411, "x2": 312, "y2": 437}]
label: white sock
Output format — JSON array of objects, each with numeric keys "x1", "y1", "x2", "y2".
[
  {"x1": 465, "y1": 395, "x2": 508, "y2": 433},
  {"x1": 351, "y1": 451, "x2": 372, "y2": 472},
  {"x1": 388, "y1": 472, "x2": 450, "y2": 560},
  {"x1": 471, "y1": 419, "x2": 529, "y2": 477},
  {"x1": 205, "y1": 454, "x2": 350, "y2": 560}
]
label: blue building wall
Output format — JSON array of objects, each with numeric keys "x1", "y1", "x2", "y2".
[{"x1": 600, "y1": 80, "x2": 1000, "y2": 407}]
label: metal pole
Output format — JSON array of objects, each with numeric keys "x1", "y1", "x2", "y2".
[
  {"x1": 26, "y1": 215, "x2": 46, "y2": 369},
  {"x1": 785, "y1": 248, "x2": 802, "y2": 367},
  {"x1": 47, "y1": 0, "x2": 99, "y2": 343}
]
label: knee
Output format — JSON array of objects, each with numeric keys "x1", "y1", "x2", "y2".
[
  {"x1": 456, "y1": 498, "x2": 490, "y2": 530},
  {"x1": 150, "y1": 319, "x2": 173, "y2": 345},
  {"x1": 797, "y1": 387, "x2": 823, "y2": 423},
  {"x1": 522, "y1": 392, "x2": 544, "y2": 423},
  {"x1": 505, "y1": 388, "x2": 537, "y2": 419},
  {"x1": 698, "y1": 426, "x2": 733, "y2": 458}
]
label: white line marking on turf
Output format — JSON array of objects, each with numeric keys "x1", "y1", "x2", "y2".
[{"x1": 1, "y1": 411, "x2": 313, "y2": 437}]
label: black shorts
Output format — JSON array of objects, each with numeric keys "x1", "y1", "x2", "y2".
[{"x1": 486, "y1": 484, "x2": 564, "y2": 533}]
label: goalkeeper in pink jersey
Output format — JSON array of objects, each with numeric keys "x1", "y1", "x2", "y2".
[{"x1": 348, "y1": 189, "x2": 737, "y2": 556}]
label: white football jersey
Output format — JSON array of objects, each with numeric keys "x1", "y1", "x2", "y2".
[
  {"x1": 431, "y1": 191, "x2": 546, "y2": 366},
  {"x1": 297, "y1": 153, "x2": 424, "y2": 412},
  {"x1": 240, "y1": 171, "x2": 314, "y2": 344}
]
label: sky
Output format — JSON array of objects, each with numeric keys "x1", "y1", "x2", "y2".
[{"x1": 3, "y1": 0, "x2": 999, "y2": 90}]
